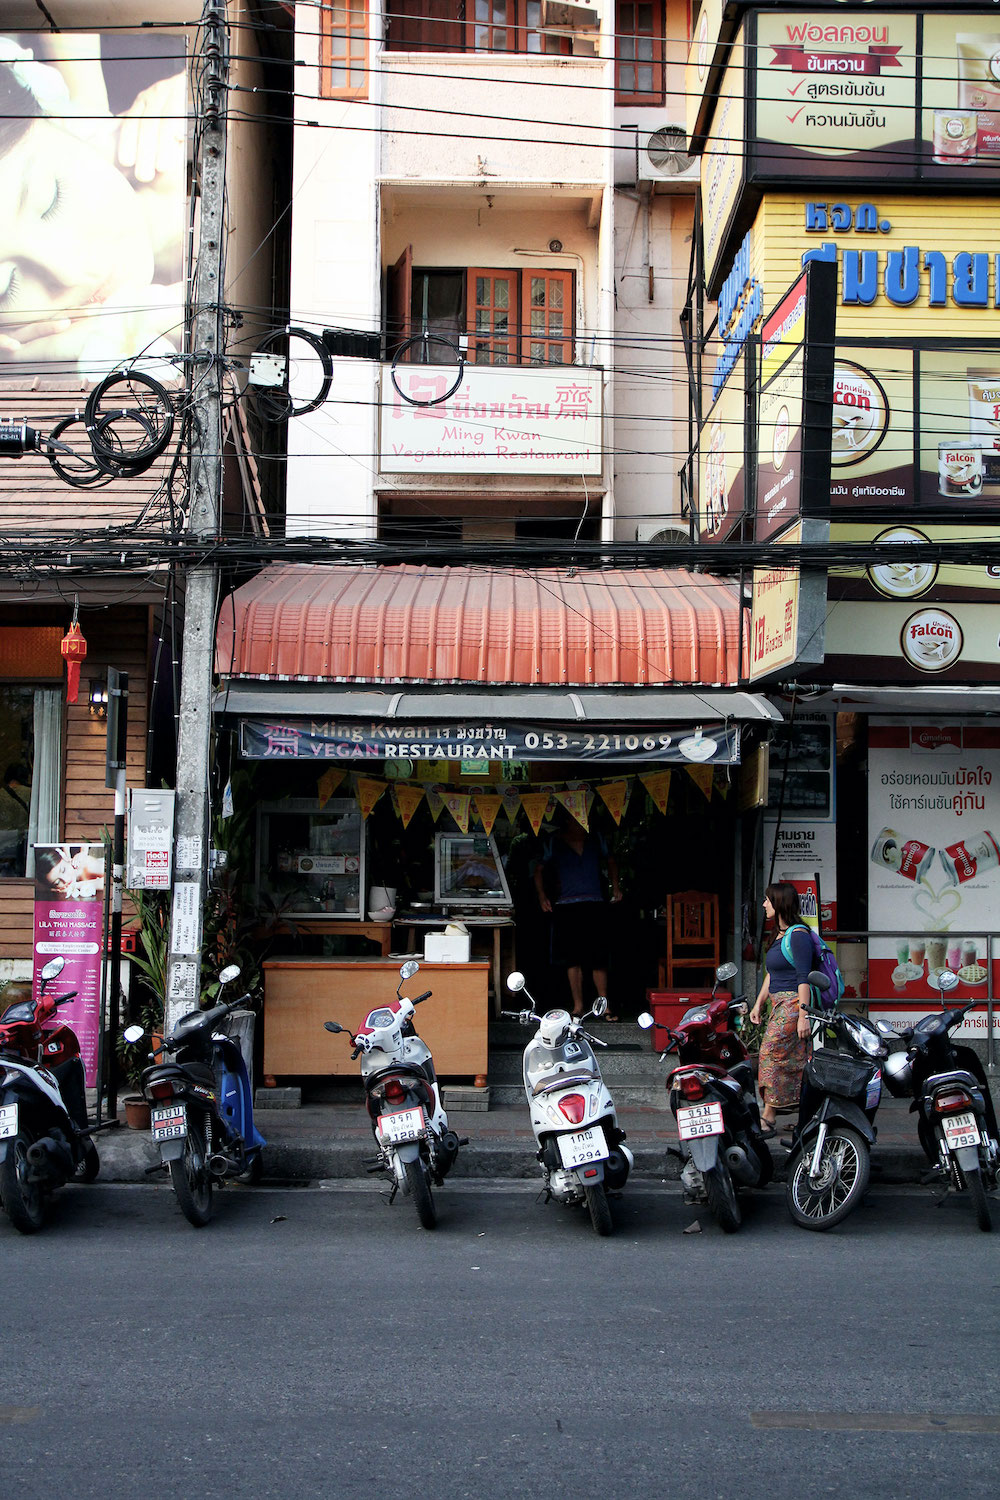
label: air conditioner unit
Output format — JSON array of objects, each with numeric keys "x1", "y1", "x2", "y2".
[
  {"x1": 636, "y1": 125, "x2": 699, "y2": 187},
  {"x1": 635, "y1": 521, "x2": 692, "y2": 545}
]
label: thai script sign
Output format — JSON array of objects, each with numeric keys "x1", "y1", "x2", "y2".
[{"x1": 380, "y1": 365, "x2": 603, "y2": 475}]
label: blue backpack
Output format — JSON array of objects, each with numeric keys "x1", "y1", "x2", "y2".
[{"x1": 780, "y1": 924, "x2": 844, "y2": 1008}]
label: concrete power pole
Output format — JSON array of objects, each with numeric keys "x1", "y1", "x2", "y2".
[{"x1": 164, "y1": 2, "x2": 229, "y2": 1033}]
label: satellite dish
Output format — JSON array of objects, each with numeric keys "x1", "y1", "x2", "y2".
[{"x1": 646, "y1": 125, "x2": 693, "y2": 177}]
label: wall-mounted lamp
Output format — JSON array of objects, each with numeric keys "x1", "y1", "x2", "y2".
[{"x1": 89, "y1": 681, "x2": 108, "y2": 719}]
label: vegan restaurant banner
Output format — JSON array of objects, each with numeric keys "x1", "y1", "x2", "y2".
[
  {"x1": 32, "y1": 844, "x2": 106, "y2": 1087},
  {"x1": 868, "y1": 722, "x2": 1000, "y2": 1036},
  {"x1": 240, "y1": 719, "x2": 742, "y2": 765}
]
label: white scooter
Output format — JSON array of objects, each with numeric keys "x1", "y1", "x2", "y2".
[
  {"x1": 323, "y1": 960, "x2": 464, "y2": 1229},
  {"x1": 502, "y1": 971, "x2": 633, "y2": 1235}
]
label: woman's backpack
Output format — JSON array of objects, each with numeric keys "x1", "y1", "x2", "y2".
[{"x1": 780, "y1": 924, "x2": 845, "y2": 1007}]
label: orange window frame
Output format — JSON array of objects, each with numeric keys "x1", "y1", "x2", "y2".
[
  {"x1": 521, "y1": 269, "x2": 573, "y2": 365},
  {"x1": 615, "y1": 0, "x2": 666, "y2": 106},
  {"x1": 467, "y1": 269, "x2": 519, "y2": 364},
  {"x1": 320, "y1": 0, "x2": 369, "y2": 100}
]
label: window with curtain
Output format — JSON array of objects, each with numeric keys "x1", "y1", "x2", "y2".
[
  {"x1": 404, "y1": 265, "x2": 575, "y2": 364},
  {"x1": 615, "y1": 0, "x2": 666, "y2": 104},
  {"x1": 0, "y1": 685, "x2": 61, "y2": 878},
  {"x1": 321, "y1": 0, "x2": 369, "y2": 98}
]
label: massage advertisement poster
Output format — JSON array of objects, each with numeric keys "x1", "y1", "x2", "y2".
[
  {"x1": 32, "y1": 843, "x2": 106, "y2": 1086},
  {"x1": 868, "y1": 722, "x2": 997, "y2": 1034}
]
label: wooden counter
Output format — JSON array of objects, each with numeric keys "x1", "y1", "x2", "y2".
[{"x1": 262, "y1": 959, "x2": 489, "y2": 1077}]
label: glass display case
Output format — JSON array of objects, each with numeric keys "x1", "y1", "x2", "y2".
[
  {"x1": 257, "y1": 799, "x2": 366, "y2": 917},
  {"x1": 434, "y1": 832, "x2": 512, "y2": 909}
]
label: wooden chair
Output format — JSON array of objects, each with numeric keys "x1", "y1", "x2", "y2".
[{"x1": 658, "y1": 890, "x2": 720, "y2": 990}]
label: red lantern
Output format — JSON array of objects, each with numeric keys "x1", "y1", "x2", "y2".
[{"x1": 60, "y1": 621, "x2": 88, "y2": 704}]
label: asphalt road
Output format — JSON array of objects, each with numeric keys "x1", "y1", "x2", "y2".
[{"x1": 2, "y1": 1179, "x2": 999, "y2": 1500}]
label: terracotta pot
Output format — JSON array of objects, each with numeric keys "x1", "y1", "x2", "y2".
[{"x1": 123, "y1": 1095, "x2": 152, "y2": 1130}]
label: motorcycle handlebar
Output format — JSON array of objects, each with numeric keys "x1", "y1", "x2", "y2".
[
  {"x1": 351, "y1": 1046, "x2": 362, "y2": 1060},
  {"x1": 54, "y1": 990, "x2": 78, "y2": 1006},
  {"x1": 411, "y1": 990, "x2": 433, "y2": 1005}
]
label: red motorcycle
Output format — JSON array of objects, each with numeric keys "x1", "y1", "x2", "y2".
[
  {"x1": 0, "y1": 956, "x2": 99, "y2": 1233},
  {"x1": 638, "y1": 961, "x2": 773, "y2": 1232}
]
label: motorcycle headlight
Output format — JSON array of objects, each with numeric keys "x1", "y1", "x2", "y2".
[{"x1": 842, "y1": 1015, "x2": 882, "y2": 1058}]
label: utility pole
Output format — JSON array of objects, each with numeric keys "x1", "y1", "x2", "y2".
[{"x1": 164, "y1": 2, "x2": 228, "y2": 1033}]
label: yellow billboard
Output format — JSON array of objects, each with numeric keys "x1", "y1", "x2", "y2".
[{"x1": 702, "y1": 25, "x2": 747, "y2": 287}]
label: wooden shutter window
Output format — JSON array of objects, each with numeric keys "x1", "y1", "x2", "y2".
[
  {"x1": 522, "y1": 270, "x2": 573, "y2": 364},
  {"x1": 615, "y1": 0, "x2": 665, "y2": 105},
  {"x1": 467, "y1": 270, "x2": 519, "y2": 364},
  {"x1": 321, "y1": 0, "x2": 369, "y2": 99}
]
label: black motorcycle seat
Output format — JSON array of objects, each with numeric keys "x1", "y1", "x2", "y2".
[
  {"x1": 729, "y1": 1060, "x2": 755, "y2": 1093},
  {"x1": 144, "y1": 1060, "x2": 215, "y2": 1089}
]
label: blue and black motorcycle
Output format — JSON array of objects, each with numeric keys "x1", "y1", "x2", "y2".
[{"x1": 125, "y1": 964, "x2": 265, "y2": 1226}]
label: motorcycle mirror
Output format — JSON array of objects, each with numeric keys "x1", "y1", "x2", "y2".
[
  {"x1": 637, "y1": 1012, "x2": 655, "y2": 1030},
  {"x1": 399, "y1": 960, "x2": 420, "y2": 981},
  {"x1": 807, "y1": 969, "x2": 831, "y2": 991},
  {"x1": 218, "y1": 964, "x2": 241, "y2": 986},
  {"x1": 715, "y1": 961, "x2": 738, "y2": 982},
  {"x1": 40, "y1": 956, "x2": 65, "y2": 983},
  {"x1": 506, "y1": 971, "x2": 526, "y2": 993},
  {"x1": 875, "y1": 1019, "x2": 896, "y2": 1037},
  {"x1": 122, "y1": 1024, "x2": 144, "y2": 1044},
  {"x1": 324, "y1": 1021, "x2": 344, "y2": 1034},
  {"x1": 937, "y1": 969, "x2": 960, "y2": 994},
  {"x1": 591, "y1": 996, "x2": 608, "y2": 1018}
]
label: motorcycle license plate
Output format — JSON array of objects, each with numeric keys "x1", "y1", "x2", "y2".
[
  {"x1": 376, "y1": 1106, "x2": 425, "y2": 1145},
  {"x1": 943, "y1": 1111, "x2": 980, "y2": 1150},
  {"x1": 556, "y1": 1126, "x2": 609, "y2": 1170},
  {"x1": 0, "y1": 1102, "x2": 17, "y2": 1140},
  {"x1": 151, "y1": 1104, "x2": 187, "y2": 1142},
  {"x1": 677, "y1": 1102, "x2": 724, "y2": 1141}
]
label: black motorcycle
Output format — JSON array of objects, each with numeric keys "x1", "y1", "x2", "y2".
[
  {"x1": 784, "y1": 970, "x2": 888, "y2": 1231},
  {"x1": 879, "y1": 972, "x2": 1000, "y2": 1233}
]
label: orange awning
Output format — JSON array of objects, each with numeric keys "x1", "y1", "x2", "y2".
[{"x1": 216, "y1": 563, "x2": 745, "y2": 688}]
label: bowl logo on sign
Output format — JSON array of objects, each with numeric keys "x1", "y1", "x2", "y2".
[{"x1": 900, "y1": 608, "x2": 963, "y2": 673}]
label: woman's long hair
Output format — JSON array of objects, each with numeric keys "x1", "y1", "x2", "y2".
[
  {"x1": 0, "y1": 62, "x2": 42, "y2": 157},
  {"x1": 765, "y1": 881, "x2": 802, "y2": 931}
]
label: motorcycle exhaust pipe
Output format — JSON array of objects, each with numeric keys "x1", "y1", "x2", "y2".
[
  {"x1": 725, "y1": 1144, "x2": 758, "y2": 1185},
  {"x1": 207, "y1": 1153, "x2": 231, "y2": 1178},
  {"x1": 25, "y1": 1136, "x2": 74, "y2": 1183}
]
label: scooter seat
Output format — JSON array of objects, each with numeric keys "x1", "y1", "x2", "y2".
[
  {"x1": 144, "y1": 1060, "x2": 215, "y2": 1090},
  {"x1": 532, "y1": 1070, "x2": 598, "y2": 1097},
  {"x1": 729, "y1": 1060, "x2": 756, "y2": 1094}
]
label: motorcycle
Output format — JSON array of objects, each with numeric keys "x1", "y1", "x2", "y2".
[
  {"x1": 124, "y1": 963, "x2": 265, "y2": 1227},
  {"x1": 501, "y1": 971, "x2": 633, "y2": 1236},
  {"x1": 784, "y1": 970, "x2": 888, "y2": 1231},
  {"x1": 878, "y1": 969, "x2": 1000, "y2": 1233},
  {"x1": 0, "y1": 955, "x2": 100, "y2": 1234},
  {"x1": 323, "y1": 960, "x2": 464, "y2": 1229},
  {"x1": 638, "y1": 961, "x2": 772, "y2": 1233}
]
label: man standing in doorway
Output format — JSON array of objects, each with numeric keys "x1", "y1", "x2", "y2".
[{"x1": 535, "y1": 807, "x2": 622, "y2": 1018}]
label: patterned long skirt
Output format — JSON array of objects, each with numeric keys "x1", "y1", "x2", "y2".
[{"x1": 758, "y1": 990, "x2": 809, "y2": 1111}]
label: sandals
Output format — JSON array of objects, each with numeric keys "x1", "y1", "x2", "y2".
[{"x1": 758, "y1": 1121, "x2": 778, "y2": 1139}]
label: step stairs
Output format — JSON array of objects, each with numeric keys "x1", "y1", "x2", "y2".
[{"x1": 487, "y1": 1020, "x2": 670, "y2": 1108}]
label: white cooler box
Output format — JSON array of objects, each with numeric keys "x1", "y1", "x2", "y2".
[{"x1": 424, "y1": 932, "x2": 471, "y2": 963}]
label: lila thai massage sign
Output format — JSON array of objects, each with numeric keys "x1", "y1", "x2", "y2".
[{"x1": 32, "y1": 844, "x2": 106, "y2": 1087}]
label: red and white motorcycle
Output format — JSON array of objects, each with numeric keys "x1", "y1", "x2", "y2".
[{"x1": 323, "y1": 961, "x2": 464, "y2": 1229}]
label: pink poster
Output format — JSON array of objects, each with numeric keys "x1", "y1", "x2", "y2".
[{"x1": 32, "y1": 844, "x2": 106, "y2": 1087}]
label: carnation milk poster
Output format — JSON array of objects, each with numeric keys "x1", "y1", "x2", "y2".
[{"x1": 868, "y1": 722, "x2": 998, "y2": 1035}]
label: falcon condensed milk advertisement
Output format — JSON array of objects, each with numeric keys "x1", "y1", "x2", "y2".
[{"x1": 868, "y1": 722, "x2": 999, "y2": 1035}]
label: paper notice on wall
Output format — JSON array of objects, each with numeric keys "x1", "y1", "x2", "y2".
[
  {"x1": 170, "y1": 882, "x2": 202, "y2": 955},
  {"x1": 176, "y1": 835, "x2": 202, "y2": 871},
  {"x1": 168, "y1": 960, "x2": 199, "y2": 1002}
]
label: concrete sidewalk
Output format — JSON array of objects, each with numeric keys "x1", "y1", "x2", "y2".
[{"x1": 92, "y1": 1092, "x2": 969, "y2": 1186}]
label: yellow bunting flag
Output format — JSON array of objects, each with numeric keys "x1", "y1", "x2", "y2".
[
  {"x1": 501, "y1": 786, "x2": 522, "y2": 823},
  {"x1": 597, "y1": 779, "x2": 630, "y2": 825},
  {"x1": 356, "y1": 778, "x2": 387, "y2": 820},
  {"x1": 424, "y1": 785, "x2": 445, "y2": 822},
  {"x1": 520, "y1": 791, "x2": 552, "y2": 835},
  {"x1": 316, "y1": 766, "x2": 345, "y2": 809},
  {"x1": 441, "y1": 791, "x2": 471, "y2": 833},
  {"x1": 416, "y1": 761, "x2": 450, "y2": 783},
  {"x1": 394, "y1": 782, "x2": 425, "y2": 829},
  {"x1": 473, "y1": 793, "x2": 502, "y2": 836},
  {"x1": 639, "y1": 769, "x2": 671, "y2": 815},
  {"x1": 554, "y1": 788, "x2": 589, "y2": 830},
  {"x1": 687, "y1": 764, "x2": 714, "y2": 802}
]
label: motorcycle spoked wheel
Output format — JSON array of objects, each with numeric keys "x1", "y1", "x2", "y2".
[
  {"x1": 169, "y1": 1113, "x2": 214, "y2": 1227},
  {"x1": 704, "y1": 1160, "x2": 742, "y2": 1233},
  {"x1": 584, "y1": 1182, "x2": 613, "y2": 1236},
  {"x1": 0, "y1": 1129, "x2": 47, "y2": 1234},
  {"x1": 965, "y1": 1165, "x2": 993, "y2": 1233},
  {"x1": 786, "y1": 1125, "x2": 870, "y2": 1231},
  {"x1": 404, "y1": 1157, "x2": 437, "y2": 1229}
]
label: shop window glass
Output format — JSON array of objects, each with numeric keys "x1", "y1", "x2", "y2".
[
  {"x1": 0, "y1": 686, "x2": 61, "y2": 878},
  {"x1": 403, "y1": 265, "x2": 574, "y2": 364}
]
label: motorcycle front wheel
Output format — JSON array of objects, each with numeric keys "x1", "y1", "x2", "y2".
[
  {"x1": 404, "y1": 1157, "x2": 437, "y2": 1229},
  {"x1": 0, "y1": 1129, "x2": 46, "y2": 1234},
  {"x1": 584, "y1": 1182, "x2": 613, "y2": 1236},
  {"x1": 786, "y1": 1125, "x2": 869, "y2": 1231},
  {"x1": 965, "y1": 1165, "x2": 993, "y2": 1233},
  {"x1": 169, "y1": 1113, "x2": 213, "y2": 1227},
  {"x1": 704, "y1": 1160, "x2": 742, "y2": 1233}
]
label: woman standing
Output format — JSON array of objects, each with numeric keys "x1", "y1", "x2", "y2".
[{"x1": 749, "y1": 882, "x2": 813, "y2": 1133}]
